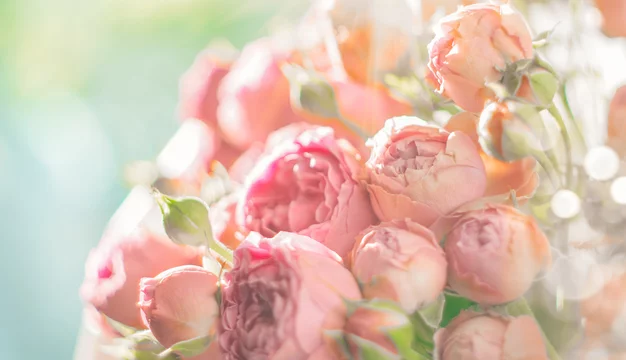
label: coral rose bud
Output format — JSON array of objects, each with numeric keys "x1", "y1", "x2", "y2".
[
  {"x1": 581, "y1": 267, "x2": 626, "y2": 351},
  {"x1": 434, "y1": 311, "x2": 548, "y2": 360},
  {"x1": 351, "y1": 219, "x2": 447, "y2": 313},
  {"x1": 445, "y1": 111, "x2": 538, "y2": 200},
  {"x1": 607, "y1": 85, "x2": 626, "y2": 158},
  {"x1": 478, "y1": 99, "x2": 548, "y2": 162},
  {"x1": 365, "y1": 116, "x2": 486, "y2": 227},
  {"x1": 427, "y1": 3, "x2": 534, "y2": 112},
  {"x1": 595, "y1": 0, "x2": 626, "y2": 38},
  {"x1": 178, "y1": 42, "x2": 237, "y2": 124},
  {"x1": 139, "y1": 265, "x2": 219, "y2": 349},
  {"x1": 445, "y1": 204, "x2": 551, "y2": 305},
  {"x1": 80, "y1": 188, "x2": 204, "y2": 328},
  {"x1": 220, "y1": 231, "x2": 362, "y2": 359},
  {"x1": 238, "y1": 126, "x2": 377, "y2": 259},
  {"x1": 217, "y1": 38, "x2": 304, "y2": 150}
]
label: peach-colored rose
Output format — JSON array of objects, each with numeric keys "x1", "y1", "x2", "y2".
[
  {"x1": 81, "y1": 219, "x2": 203, "y2": 328},
  {"x1": 595, "y1": 0, "x2": 626, "y2": 38},
  {"x1": 219, "y1": 231, "x2": 361, "y2": 360},
  {"x1": 237, "y1": 126, "x2": 377, "y2": 259},
  {"x1": 581, "y1": 268, "x2": 626, "y2": 351},
  {"x1": 217, "y1": 38, "x2": 305, "y2": 150},
  {"x1": 607, "y1": 85, "x2": 626, "y2": 157},
  {"x1": 427, "y1": 3, "x2": 533, "y2": 112},
  {"x1": 139, "y1": 265, "x2": 219, "y2": 349},
  {"x1": 350, "y1": 219, "x2": 447, "y2": 313},
  {"x1": 365, "y1": 116, "x2": 486, "y2": 227},
  {"x1": 434, "y1": 311, "x2": 548, "y2": 360},
  {"x1": 444, "y1": 204, "x2": 551, "y2": 305},
  {"x1": 445, "y1": 111, "x2": 538, "y2": 200}
]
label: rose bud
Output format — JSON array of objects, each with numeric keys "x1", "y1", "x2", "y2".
[
  {"x1": 445, "y1": 111, "x2": 538, "y2": 201},
  {"x1": 427, "y1": 3, "x2": 533, "y2": 112},
  {"x1": 80, "y1": 188, "x2": 204, "y2": 329},
  {"x1": 237, "y1": 126, "x2": 377, "y2": 259},
  {"x1": 595, "y1": 0, "x2": 626, "y2": 38},
  {"x1": 139, "y1": 265, "x2": 219, "y2": 351},
  {"x1": 365, "y1": 116, "x2": 486, "y2": 227},
  {"x1": 445, "y1": 204, "x2": 551, "y2": 305},
  {"x1": 350, "y1": 219, "x2": 447, "y2": 313},
  {"x1": 329, "y1": 299, "x2": 419, "y2": 360},
  {"x1": 607, "y1": 85, "x2": 626, "y2": 158},
  {"x1": 478, "y1": 99, "x2": 550, "y2": 163},
  {"x1": 178, "y1": 42, "x2": 237, "y2": 124},
  {"x1": 219, "y1": 231, "x2": 362, "y2": 359},
  {"x1": 217, "y1": 37, "x2": 305, "y2": 150},
  {"x1": 434, "y1": 311, "x2": 548, "y2": 359},
  {"x1": 581, "y1": 267, "x2": 626, "y2": 351}
]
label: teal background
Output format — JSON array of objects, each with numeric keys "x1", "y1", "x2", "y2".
[{"x1": 0, "y1": 1, "x2": 306, "y2": 358}]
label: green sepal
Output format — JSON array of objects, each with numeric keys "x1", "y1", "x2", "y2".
[
  {"x1": 529, "y1": 71, "x2": 559, "y2": 106},
  {"x1": 346, "y1": 334, "x2": 402, "y2": 360},
  {"x1": 163, "y1": 335, "x2": 213, "y2": 358}
]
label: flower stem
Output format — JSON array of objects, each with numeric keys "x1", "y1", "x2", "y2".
[
  {"x1": 548, "y1": 104, "x2": 573, "y2": 188},
  {"x1": 506, "y1": 298, "x2": 561, "y2": 360},
  {"x1": 338, "y1": 113, "x2": 371, "y2": 141}
]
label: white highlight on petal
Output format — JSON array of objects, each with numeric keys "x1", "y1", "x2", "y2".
[
  {"x1": 551, "y1": 189, "x2": 581, "y2": 219},
  {"x1": 584, "y1": 146, "x2": 620, "y2": 181}
]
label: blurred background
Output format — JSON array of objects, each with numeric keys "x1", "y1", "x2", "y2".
[{"x1": 0, "y1": 1, "x2": 307, "y2": 358}]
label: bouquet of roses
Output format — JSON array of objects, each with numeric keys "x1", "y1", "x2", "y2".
[{"x1": 75, "y1": 0, "x2": 626, "y2": 359}]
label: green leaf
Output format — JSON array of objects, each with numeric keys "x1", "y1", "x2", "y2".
[
  {"x1": 167, "y1": 335, "x2": 213, "y2": 358},
  {"x1": 529, "y1": 71, "x2": 559, "y2": 106},
  {"x1": 440, "y1": 294, "x2": 475, "y2": 328},
  {"x1": 418, "y1": 294, "x2": 445, "y2": 329}
]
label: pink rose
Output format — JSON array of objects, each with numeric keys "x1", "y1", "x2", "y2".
[
  {"x1": 219, "y1": 231, "x2": 362, "y2": 359},
  {"x1": 607, "y1": 85, "x2": 626, "y2": 158},
  {"x1": 139, "y1": 265, "x2": 219, "y2": 349},
  {"x1": 350, "y1": 219, "x2": 447, "y2": 313},
  {"x1": 427, "y1": 3, "x2": 533, "y2": 112},
  {"x1": 444, "y1": 204, "x2": 551, "y2": 305},
  {"x1": 434, "y1": 311, "x2": 548, "y2": 360},
  {"x1": 595, "y1": 0, "x2": 626, "y2": 38},
  {"x1": 81, "y1": 194, "x2": 204, "y2": 328},
  {"x1": 228, "y1": 122, "x2": 315, "y2": 183},
  {"x1": 178, "y1": 45, "x2": 236, "y2": 125},
  {"x1": 217, "y1": 38, "x2": 305, "y2": 150},
  {"x1": 365, "y1": 117, "x2": 486, "y2": 227},
  {"x1": 237, "y1": 126, "x2": 377, "y2": 259}
]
